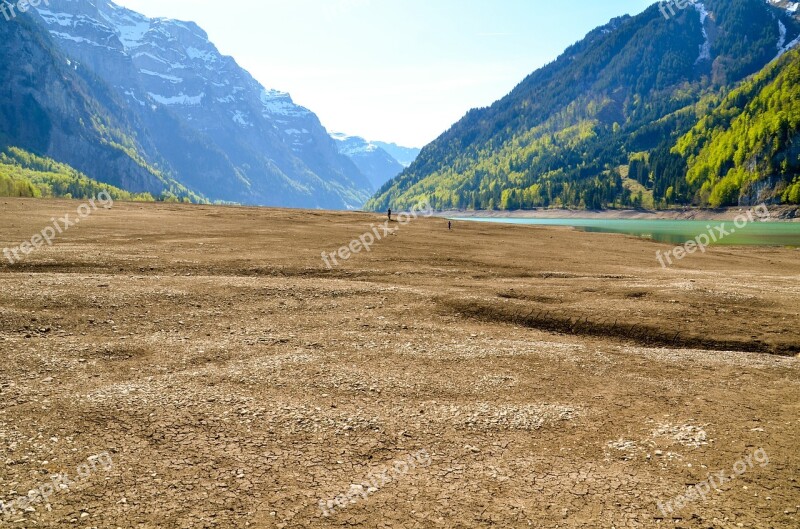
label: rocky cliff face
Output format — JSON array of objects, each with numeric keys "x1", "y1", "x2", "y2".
[
  {"x1": 30, "y1": 0, "x2": 372, "y2": 209},
  {"x1": 0, "y1": 11, "x2": 195, "y2": 199}
]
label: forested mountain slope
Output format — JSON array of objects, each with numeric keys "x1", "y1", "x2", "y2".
[
  {"x1": 0, "y1": 10, "x2": 200, "y2": 202},
  {"x1": 674, "y1": 47, "x2": 800, "y2": 206},
  {"x1": 367, "y1": 0, "x2": 800, "y2": 211}
]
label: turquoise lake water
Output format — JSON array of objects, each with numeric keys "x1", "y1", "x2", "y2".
[{"x1": 451, "y1": 217, "x2": 800, "y2": 246}]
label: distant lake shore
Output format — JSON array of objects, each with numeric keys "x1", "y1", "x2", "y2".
[{"x1": 435, "y1": 206, "x2": 799, "y2": 222}]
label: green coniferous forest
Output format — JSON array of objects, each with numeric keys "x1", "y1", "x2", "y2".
[{"x1": 0, "y1": 147, "x2": 154, "y2": 201}]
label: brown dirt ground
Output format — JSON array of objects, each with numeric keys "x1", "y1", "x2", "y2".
[{"x1": 0, "y1": 198, "x2": 798, "y2": 529}]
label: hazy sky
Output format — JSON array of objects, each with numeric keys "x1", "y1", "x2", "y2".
[{"x1": 115, "y1": 0, "x2": 654, "y2": 147}]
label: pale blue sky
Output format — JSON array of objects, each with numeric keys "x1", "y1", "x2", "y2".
[{"x1": 115, "y1": 0, "x2": 654, "y2": 147}]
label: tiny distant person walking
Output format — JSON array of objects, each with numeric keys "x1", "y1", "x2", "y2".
[
  {"x1": 448, "y1": 221, "x2": 452, "y2": 230},
  {"x1": 388, "y1": 208, "x2": 392, "y2": 221}
]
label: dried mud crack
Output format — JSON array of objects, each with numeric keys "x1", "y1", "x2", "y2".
[{"x1": 0, "y1": 199, "x2": 798, "y2": 529}]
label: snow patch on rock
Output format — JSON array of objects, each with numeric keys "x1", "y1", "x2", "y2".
[
  {"x1": 148, "y1": 92, "x2": 204, "y2": 106},
  {"x1": 694, "y1": 2, "x2": 712, "y2": 63}
]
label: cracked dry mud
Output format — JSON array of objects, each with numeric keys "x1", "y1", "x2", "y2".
[{"x1": 0, "y1": 198, "x2": 798, "y2": 528}]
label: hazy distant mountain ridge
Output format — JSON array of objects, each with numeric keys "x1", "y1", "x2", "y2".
[
  {"x1": 29, "y1": 0, "x2": 373, "y2": 209},
  {"x1": 372, "y1": 142, "x2": 421, "y2": 168},
  {"x1": 331, "y1": 133, "x2": 416, "y2": 190}
]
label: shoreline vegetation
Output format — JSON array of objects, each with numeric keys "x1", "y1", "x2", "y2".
[
  {"x1": 4, "y1": 193, "x2": 799, "y2": 222},
  {"x1": 435, "y1": 205, "x2": 800, "y2": 221}
]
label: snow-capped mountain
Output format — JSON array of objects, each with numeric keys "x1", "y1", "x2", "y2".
[
  {"x1": 768, "y1": 0, "x2": 800, "y2": 17},
  {"x1": 331, "y1": 133, "x2": 408, "y2": 190},
  {"x1": 30, "y1": 0, "x2": 373, "y2": 209}
]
